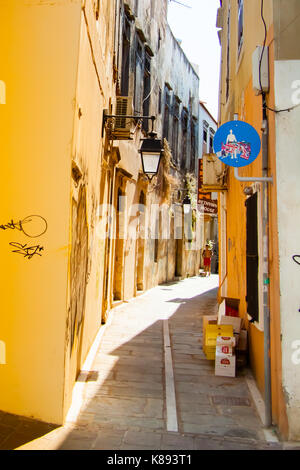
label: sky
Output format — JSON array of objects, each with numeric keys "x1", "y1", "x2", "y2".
[{"x1": 167, "y1": 0, "x2": 221, "y2": 120}]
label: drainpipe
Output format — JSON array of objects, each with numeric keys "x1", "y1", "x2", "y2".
[
  {"x1": 261, "y1": 103, "x2": 272, "y2": 429},
  {"x1": 233, "y1": 111, "x2": 272, "y2": 428}
]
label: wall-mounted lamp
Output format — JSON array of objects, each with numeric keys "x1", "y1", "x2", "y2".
[
  {"x1": 102, "y1": 110, "x2": 163, "y2": 181},
  {"x1": 139, "y1": 117, "x2": 163, "y2": 181},
  {"x1": 182, "y1": 195, "x2": 191, "y2": 214},
  {"x1": 139, "y1": 135, "x2": 163, "y2": 181}
]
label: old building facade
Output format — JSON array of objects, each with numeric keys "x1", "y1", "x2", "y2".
[
  {"x1": 0, "y1": 0, "x2": 201, "y2": 424},
  {"x1": 217, "y1": 0, "x2": 300, "y2": 440},
  {"x1": 197, "y1": 102, "x2": 218, "y2": 272}
]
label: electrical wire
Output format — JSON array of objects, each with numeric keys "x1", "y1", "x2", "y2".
[{"x1": 259, "y1": 0, "x2": 299, "y2": 114}]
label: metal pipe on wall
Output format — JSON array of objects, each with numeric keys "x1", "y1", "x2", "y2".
[{"x1": 261, "y1": 114, "x2": 272, "y2": 428}]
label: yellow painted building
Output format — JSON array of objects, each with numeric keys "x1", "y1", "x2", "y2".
[
  {"x1": 217, "y1": 0, "x2": 300, "y2": 440},
  {"x1": 0, "y1": 0, "x2": 117, "y2": 425},
  {"x1": 0, "y1": 0, "x2": 202, "y2": 425}
]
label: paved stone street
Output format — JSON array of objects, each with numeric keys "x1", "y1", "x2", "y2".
[{"x1": 1, "y1": 275, "x2": 299, "y2": 450}]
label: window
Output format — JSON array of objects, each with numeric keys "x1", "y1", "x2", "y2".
[
  {"x1": 134, "y1": 35, "x2": 144, "y2": 114},
  {"x1": 203, "y1": 121, "x2": 209, "y2": 143},
  {"x1": 158, "y1": 88, "x2": 162, "y2": 114},
  {"x1": 154, "y1": 213, "x2": 161, "y2": 263},
  {"x1": 180, "y1": 108, "x2": 188, "y2": 170},
  {"x1": 190, "y1": 117, "x2": 198, "y2": 171},
  {"x1": 142, "y1": 54, "x2": 151, "y2": 132},
  {"x1": 209, "y1": 130, "x2": 215, "y2": 153},
  {"x1": 237, "y1": 0, "x2": 244, "y2": 55},
  {"x1": 120, "y1": 15, "x2": 131, "y2": 96},
  {"x1": 157, "y1": 29, "x2": 161, "y2": 51},
  {"x1": 172, "y1": 97, "x2": 180, "y2": 163},
  {"x1": 163, "y1": 86, "x2": 171, "y2": 141}
]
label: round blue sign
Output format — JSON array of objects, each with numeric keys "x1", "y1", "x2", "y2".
[{"x1": 213, "y1": 121, "x2": 261, "y2": 168}]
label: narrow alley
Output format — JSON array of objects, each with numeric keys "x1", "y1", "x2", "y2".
[{"x1": 4, "y1": 275, "x2": 291, "y2": 451}]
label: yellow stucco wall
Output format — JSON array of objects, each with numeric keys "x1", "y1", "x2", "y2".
[
  {"x1": 218, "y1": 0, "x2": 289, "y2": 437},
  {"x1": 0, "y1": 0, "x2": 82, "y2": 423}
]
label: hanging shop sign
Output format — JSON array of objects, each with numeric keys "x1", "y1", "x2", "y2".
[
  {"x1": 213, "y1": 121, "x2": 261, "y2": 168},
  {"x1": 198, "y1": 199, "x2": 218, "y2": 216}
]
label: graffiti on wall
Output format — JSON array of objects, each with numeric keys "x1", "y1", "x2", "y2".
[
  {"x1": 0, "y1": 215, "x2": 47, "y2": 238},
  {"x1": 9, "y1": 242, "x2": 44, "y2": 259},
  {"x1": 1, "y1": 215, "x2": 47, "y2": 259}
]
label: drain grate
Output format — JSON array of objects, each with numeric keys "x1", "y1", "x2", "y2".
[{"x1": 211, "y1": 396, "x2": 251, "y2": 406}]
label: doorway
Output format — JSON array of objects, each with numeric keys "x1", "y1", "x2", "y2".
[
  {"x1": 136, "y1": 191, "x2": 146, "y2": 292},
  {"x1": 246, "y1": 192, "x2": 259, "y2": 321}
]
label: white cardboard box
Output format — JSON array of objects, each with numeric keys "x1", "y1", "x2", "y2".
[
  {"x1": 216, "y1": 335, "x2": 236, "y2": 347},
  {"x1": 219, "y1": 315, "x2": 242, "y2": 334},
  {"x1": 216, "y1": 345, "x2": 233, "y2": 356},
  {"x1": 215, "y1": 351, "x2": 236, "y2": 377}
]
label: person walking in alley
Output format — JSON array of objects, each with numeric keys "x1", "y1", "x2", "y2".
[{"x1": 202, "y1": 243, "x2": 212, "y2": 276}]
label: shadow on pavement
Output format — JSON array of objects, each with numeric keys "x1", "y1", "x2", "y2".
[
  {"x1": 54, "y1": 278, "x2": 276, "y2": 451},
  {"x1": 4, "y1": 277, "x2": 285, "y2": 450},
  {"x1": 0, "y1": 411, "x2": 58, "y2": 450}
]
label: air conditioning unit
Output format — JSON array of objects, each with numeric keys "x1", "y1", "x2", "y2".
[
  {"x1": 216, "y1": 7, "x2": 224, "y2": 29},
  {"x1": 252, "y1": 46, "x2": 269, "y2": 95},
  {"x1": 202, "y1": 153, "x2": 227, "y2": 191},
  {"x1": 112, "y1": 96, "x2": 133, "y2": 140}
]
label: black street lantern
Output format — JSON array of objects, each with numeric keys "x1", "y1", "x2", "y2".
[
  {"x1": 139, "y1": 131, "x2": 163, "y2": 181},
  {"x1": 103, "y1": 110, "x2": 162, "y2": 180},
  {"x1": 182, "y1": 194, "x2": 191, "y2": 214}
]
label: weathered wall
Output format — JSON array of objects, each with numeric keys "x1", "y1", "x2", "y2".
[
  {"x1": 0, "y1": 0, "x2": 82, "y2": 424},
  {"x1": 274, "y1": 59, "x2": 300, "y2": 440},
  {"x1": 63, "y1": 0, "x2": 117, "y2": 416},
  {"x1": 217, "y1": 0, "x2": 289, "y2": 438},
  {"x1": 0, "y1": 0, "x2": 201, "y2": 425},
  {"x1": 105, "y1": 0, "x2": 201, "y2": 310}
]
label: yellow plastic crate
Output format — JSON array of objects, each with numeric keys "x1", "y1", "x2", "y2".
[{"x1": 204, "y1": 324, "x2": 234, "y2": 360}]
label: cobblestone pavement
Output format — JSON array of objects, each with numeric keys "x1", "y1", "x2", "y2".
[{"x1": 2, "y1": 275, "x2": 300, "y2": 450}]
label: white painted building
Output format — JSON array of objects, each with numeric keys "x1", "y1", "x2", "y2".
[{"x1": 274, "y1": 59, "x2": 300, "y2": 438}]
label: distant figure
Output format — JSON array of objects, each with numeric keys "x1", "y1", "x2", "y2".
[{"x1": 202, "y1": 244, "x2": 212, "y2": 277}]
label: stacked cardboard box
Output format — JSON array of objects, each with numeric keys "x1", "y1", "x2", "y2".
[
  {"x1": 219, "y1": 315, "x2": 242, "y2": 346},
  {"x1": 202, "y1": 306, "x2": 248, "y2": 376},
  {"x1": 218, "y1": 298, "x2": 240, "y2": 320},
  {"x1": 215, "y1": 335, "x2": 236, "y2": 377}
]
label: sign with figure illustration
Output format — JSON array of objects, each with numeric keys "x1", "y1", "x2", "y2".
[{"x1": 213, "y1": 121, "x2": 261, "y2": 168}]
